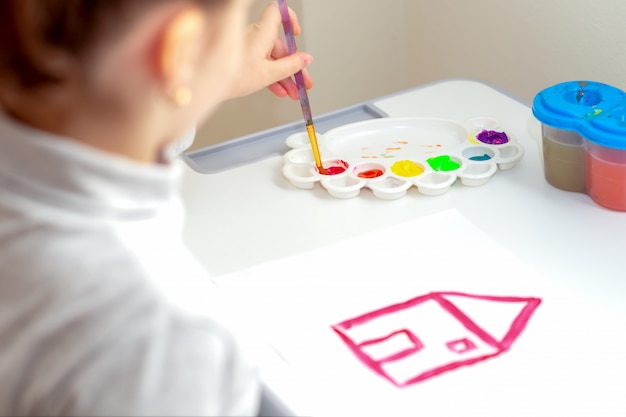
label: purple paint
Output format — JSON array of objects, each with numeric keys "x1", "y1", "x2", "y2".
[{"x1": 477, "y1": 130, "x2": 509, "y2": 145}]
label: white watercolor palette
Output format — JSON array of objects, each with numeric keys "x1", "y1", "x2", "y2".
[{"x1": 282, "y1": 117, "x2": 524, "y2": 199}]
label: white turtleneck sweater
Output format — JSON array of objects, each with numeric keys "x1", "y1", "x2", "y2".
[{"x1": 0, "y1": 112, "x2": 260, "y2": 416}]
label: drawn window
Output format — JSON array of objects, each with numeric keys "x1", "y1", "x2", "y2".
[
  {"x1": 446, "y1": 337, "x2": 478, "y2": 354},
  {"x1": 360, "y1": 329, "x2": 424, "y2": 363}
]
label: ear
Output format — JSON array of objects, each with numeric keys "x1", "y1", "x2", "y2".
[{"x1": 155, "y1": 6, "x2": 206, "y2": 100}]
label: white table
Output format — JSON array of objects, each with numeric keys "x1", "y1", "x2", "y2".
[
  {"x1": 180, "y1": 79, "x2": 626, "y2": 416},
  {"x1": 181, "y1": 79, "x2": 626, "y2": 315}
]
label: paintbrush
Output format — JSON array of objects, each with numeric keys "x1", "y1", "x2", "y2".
[{"x1": 277, "y1": 0, "x2": 326, "y2": 174}]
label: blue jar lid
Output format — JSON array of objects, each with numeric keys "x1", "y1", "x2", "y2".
[
  {"x1": 585, "y1": 106, "x2": 626, "y2": 150},
  {"x1": 532, "y1": 81, "x2": 626, "y2": 149}
]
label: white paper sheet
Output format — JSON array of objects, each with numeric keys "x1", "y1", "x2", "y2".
[{"x1": 210, "y1": 209, "x2": 626, "y2": 417}]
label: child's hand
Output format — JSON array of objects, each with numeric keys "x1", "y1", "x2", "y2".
[{"x1": 229, "y1": 1, "x2": 314, "y2": 100}]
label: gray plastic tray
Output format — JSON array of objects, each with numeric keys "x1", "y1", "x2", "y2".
[{"x1": 183, "y1": 102, "x2": 388, "y2": 174}]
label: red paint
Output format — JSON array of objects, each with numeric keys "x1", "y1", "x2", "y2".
[
  {"x1": 357, "y1": 169, "x2": 384, "y2": 179},
  {"x1": 319, "y1": 159, "x2": 349, "y2": 175},
  {"x1": 331, "y1": 291, "x2": 541, "y2": 387},
  {"x1": 324, "y1": 166, "x2": 347, "y2": 175}
]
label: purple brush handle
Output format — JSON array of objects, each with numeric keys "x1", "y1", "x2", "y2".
[{"x1": 277, "y1": 0, "x2": 313, "y2": 125}]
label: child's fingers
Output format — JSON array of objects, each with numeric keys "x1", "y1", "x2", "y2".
[
  {"x1": 267, "y1": 52, "x2": 312, "y2": 90},
  {"x1": 267, "y1": 82, "x2": 289, "y2": 98},
  {"x1": 287, "y1": 5, "x2": 301, "y2": 35},
  {"x1": 279, "y1": 78, "x2": 299, "y2": 100},
  {"x1": 252, "y1": 2, "x2": 283, "y2": 45},
  {"x1": 301, "y1": 67, "x2": 314, "y2": 89},
  {"x1": 270, "y1": 38, "x2": 289, "y2": 61},
  {"x1": 267, "y1": 2, "x2": 302, "y2": 38}
]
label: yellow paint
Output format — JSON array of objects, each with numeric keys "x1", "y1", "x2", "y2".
[{"x1": 390, "y1": 160, "x2": 424, "y2": 177}]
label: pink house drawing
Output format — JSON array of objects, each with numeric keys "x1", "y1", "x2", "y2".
[{"x1": 331, "y1": 291, "x2": 541, "y2": 387}]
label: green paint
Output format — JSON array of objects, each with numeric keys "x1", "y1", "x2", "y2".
[{"x1": 427, "y1": 155, "x2": 461, "y2": 171}]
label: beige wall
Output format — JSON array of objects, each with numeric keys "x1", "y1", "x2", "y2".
[
  {"x1": 406, "y1": 0, "x2": 626, "y2": 103},
  {"x1": 190, "y1": 0, "x2": 626, "y2": 151}
]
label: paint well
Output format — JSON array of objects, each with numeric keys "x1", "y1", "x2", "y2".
[
  {"x1": 426, "y1": 155, "x2": 461, "y2": 172},
  {"x1": 462, "y1": 146, "x2": 495, "y2": 162},
  {"x1": 357, "y1": 169, "x2": 384, "y2": 179},
  {"x1": 469, "y1": 154, "x2": 492, "y2": 161},
  {"x1": 477, "y1": 130, "x2": 509, "y2": 145},
  {"x1": 390, "y1": 160, "x2": 424, "y2": 177},
  {"x1": 320, "y1": 159, "x2": 349, "y2": 175}
]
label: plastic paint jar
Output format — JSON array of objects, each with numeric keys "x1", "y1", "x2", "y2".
[{"x1": 533, "y1": 81, "x2": 626, "y2": 211}]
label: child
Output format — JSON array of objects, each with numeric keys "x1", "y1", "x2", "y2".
[{"x1": 0, "y1": 0, "x2": 313, "y2": 415}]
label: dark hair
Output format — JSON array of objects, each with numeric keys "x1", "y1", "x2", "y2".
[{"x1": 0, "y1": 0, "x2": 225, "y2": 88}]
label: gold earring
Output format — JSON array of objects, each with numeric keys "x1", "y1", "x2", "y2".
[{"x1": 173, "y1": 87, "x2": 192, "y2": 107}]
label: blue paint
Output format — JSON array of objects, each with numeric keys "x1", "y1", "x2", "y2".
[{"x1": 469, "y1": 154, "x2": 492, "y2": 161}]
